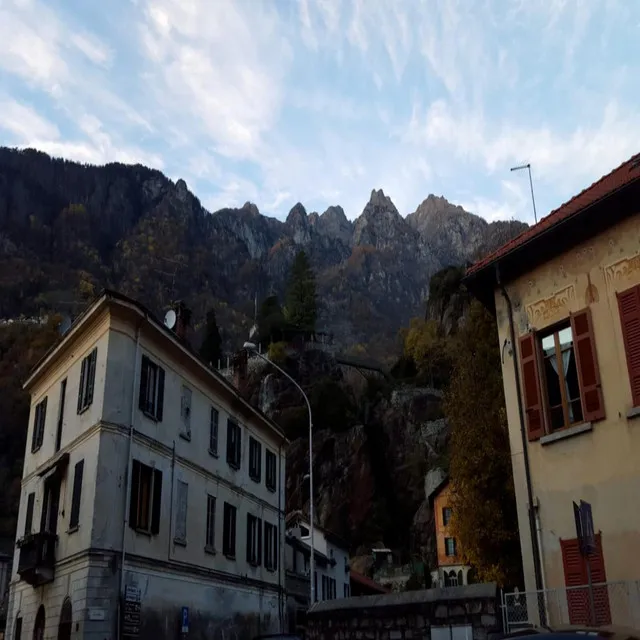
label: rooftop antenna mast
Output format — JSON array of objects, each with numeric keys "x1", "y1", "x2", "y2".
[{"x1": 510, "y1": 162, "x2": 538, "y2": 224}]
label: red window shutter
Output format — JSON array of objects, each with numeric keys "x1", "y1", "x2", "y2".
[
  {"x1": 561, "y1": 538, "x2": 589, "y2": 625},
  {"x1": 588, "y1": 534, "x2": 612, "y2": 626},
  {"x1": 519, "y1": 333, "x2": 544, "y2": 441},
  {"x1": 617, "y1": 286, "x2": 640, "y2": 407},
  {"x1": 571, "y1": 308, "x2": 605, "y2": 421}
]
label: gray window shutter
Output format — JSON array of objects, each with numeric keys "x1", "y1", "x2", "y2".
[{"x1": 175, "y1": 480, "x2": 188, "y2": 542}]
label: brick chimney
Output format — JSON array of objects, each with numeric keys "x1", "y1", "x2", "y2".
[{"x1": 173, "y1": 301, "x2": 192, "y2": 343}]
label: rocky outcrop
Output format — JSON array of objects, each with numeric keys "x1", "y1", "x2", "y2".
[{"x1": 0, "y1": 147, "x2": 526, "y2": 354}]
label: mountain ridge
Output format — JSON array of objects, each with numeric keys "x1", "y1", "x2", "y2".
[{"x1": 0, "y1": 146, "x2": 527, "y2": 358}]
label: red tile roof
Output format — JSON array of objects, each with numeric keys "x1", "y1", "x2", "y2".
[
  {"x1": 350, "y1": 570, "x2": 389, "y2": 593},
  {"x1": 467, "y1": 152, "x2": 640, "y2": 276}
]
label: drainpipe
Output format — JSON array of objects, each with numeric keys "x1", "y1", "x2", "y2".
[
  {"x1": 495, "y1": 265, "x2": 544, "y2": 598},
  {"x1": 118, "y1": 323, "x2": 142, "y2": 640},
  {"x1": 277, "y1": 438, "x2": 284, "y2": 632},
  {"x1": 535, "y1": 507, "x2": 549, "y2": 623}
]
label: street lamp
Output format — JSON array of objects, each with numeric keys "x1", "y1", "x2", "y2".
[
  {"x1": 510, "y1": 162, "x2": 538, "y2": 224},
  {"x1": 243, "y1": 342, "x2": 316, "y2": 606}
]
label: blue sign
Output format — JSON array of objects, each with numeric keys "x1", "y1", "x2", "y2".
[{"x1": 181, "y1": 606, "x2": 189, "y2": 633}]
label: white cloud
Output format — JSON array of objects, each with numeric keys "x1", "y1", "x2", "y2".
[
  {"x1": 0, "y1": 99, "x2": 60, "y2": 140},
  {"x1": 70, "y1": 32, "x2": 114, "y2": 67}
]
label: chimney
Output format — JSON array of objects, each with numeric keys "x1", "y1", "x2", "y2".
[
  {"x1": 232, "y1": 349, "x2": 248, "y2": 391},
  {"x1": 173, "y1": 301, "x2": 192, "y2": 343}
]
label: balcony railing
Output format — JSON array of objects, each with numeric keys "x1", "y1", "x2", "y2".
[{"x1": 16, "y1": 532, "x2": 57, "y2": 587}]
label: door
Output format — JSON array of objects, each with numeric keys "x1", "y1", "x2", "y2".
[
  {"x1": 33, "y1": 605, "x2": 45, "y2": 640},
  {"x1": 57, "y1": 598, "x2": 72, "y2": 640}
]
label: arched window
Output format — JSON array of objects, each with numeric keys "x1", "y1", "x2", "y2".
[
  {"x1": 458, "y1": 570, "x2": 463, "y2": 586},
  {"x1": 58, "y1": 598, "x2": 72, "y2": 640},
  {"x1": 33, "y1": 605, "x2": 45, "y2": 640}
]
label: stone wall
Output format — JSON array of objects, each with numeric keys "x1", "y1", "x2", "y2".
[{"x1": 307, "y1": 583, "x2": 500, "y2": 640}]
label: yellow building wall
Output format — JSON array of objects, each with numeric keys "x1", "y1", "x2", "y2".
[{"x1": 494, "y1": 212, "x2": 640, "y2": 592}]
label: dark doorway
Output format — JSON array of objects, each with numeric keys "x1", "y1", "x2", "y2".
[
  {"x1": 33, "y1": 605, "x2": 45, "y2": 640},
  {"x1": 58, "y1": 598, "x2": 72, "y2": 640}
]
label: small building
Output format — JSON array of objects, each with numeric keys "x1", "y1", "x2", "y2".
[
  {"x1": 464, "y1": 152, "x2": 640, "y2": 625},
  {"x1": 4, "y1": 290, "x2": 288, "y2": 640},
  {"x1": 428, "y1": 478, "x2": 472, "y2": 587}
]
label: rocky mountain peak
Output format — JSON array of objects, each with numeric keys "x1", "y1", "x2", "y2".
[
  {"x1": 286, "y1": 202, "x2": 311, "y2": 245},
  {"x1": 353, "y1": 189, "x2": 412, "y2": 249},
  {"x1": 318, "y1": 205, "x2": 352, "y2": 246},
  {"x1": 241, "y1": 201, "x2": 260, "y2": 216},
  {"x1": 365, "y1": 189, "x2": 401, "y2": 218}
]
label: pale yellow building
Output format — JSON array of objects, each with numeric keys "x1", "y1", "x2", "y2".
[{"x1": 465, "y1": 153, "x2": 640, "y2": 625}]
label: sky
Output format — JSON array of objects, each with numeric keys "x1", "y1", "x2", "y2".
[{"x1": 0, "y1": 0, "x2": 638, "y2": 224}]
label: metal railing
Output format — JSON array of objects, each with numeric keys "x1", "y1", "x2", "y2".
[{"x1": 502, "y1": 580, "x2": 640, "y2": 632}]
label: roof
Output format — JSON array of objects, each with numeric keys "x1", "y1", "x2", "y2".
[
  {"x1": 467, "y1": 153, "x2": 640, "y2": 277},
  {"x1": 24, "y1": 289, "x2": 287, "y2": 442},
  {"x1": 285, "y1": 533, "x2": 331, "y2": 564},
  {"x1": 427, "y1": 475, "x2": 450, "y2": 505},
  {"x1": 286, "y1": 510, "x2": 349, "y2": 550},
  {"x1": 349, "y1": 570, "x2": 389, "y2": 594}
]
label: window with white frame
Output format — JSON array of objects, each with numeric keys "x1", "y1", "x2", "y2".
[
  {"x1": 77, "y1": 348, "x2": 97, "y2": 414},
  {"x1": 249, "y1": 437, "x2": 261, "y2": 482},
  {"x1": 139, "y1": 355, "x2": 165, "y2": 421},
  {"x1": 205, "y1": 495, "x2": 216, "y2": 551},
  {"x1": 246, "y1": 513, "x2": 262, "y2": 565},
  {"x1": 264, "y1": 521, "x2": 278, "y2": 570},
  {"x1": 209, "y1": 406, "x2": 219, "y2": 455},
  {"x1": 265, "y1": 449, "x2": 277, "y2": 492}
]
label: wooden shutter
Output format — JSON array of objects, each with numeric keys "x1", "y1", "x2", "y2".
[
  {"x1": 246, "y1": 514, "x2": 252, "y2": 562},
  {"x1": 138, "y1": 356, "x2": 148, "y2": 411},
  {"x1": 561, "y1": 538, "x2": 589, "y2": 624},
  {"x1": 617, "y1": 286, "x2": 640, "y2": 407},
  {"x1": 35, "y1": 397, "x2": 47, "y2": 449},
  {"x1": 151, "y1": 468, "x2": 162, "y2": 534},
  {"x1": 519, "y1": 333, "x2": 545, "y2": 441},
  {"x1": 86, "y1": 349, "x2": 97, "y2": 406},
  {"x1": 31, "y1": 404, "x2": 40, "y2": 452},
  {"x1": 77, "y1": 357, "x2": 87, "y2": 413},
  {"x1": 156, "y1": 367, "x2": 165, "y2": 421},
  {"x1": 175, "y1": 480, "x2": 188, "y2": 542},
  {"x1": 129, "y1": 460, "x2": 140, "y2": 529},
  {"x1": 571, "y1": 308, "x2": 605, "y2": 421},
  {"x1": 25, "y1": 493, "x2": 35, "y2": 535},
  {"x1": 69, "y1": 460, "x2": 84, "y2": 528},
  {"x1": 588, "y1": 534, "x2": 612, "y2": 625},
  {"x1": 257, "y1": 517, "x2": 263, "y2": 565}
]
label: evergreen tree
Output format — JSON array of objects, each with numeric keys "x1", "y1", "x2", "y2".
[
  {"x1": 257, "y1": 295, "x2": 286, "y2": 345},
  {"x1": 284, "y1": 250, "x2": 317, "y2": 332},
  {"x1": 199, "y1": 309, "x2": 222, "y2": 366}
]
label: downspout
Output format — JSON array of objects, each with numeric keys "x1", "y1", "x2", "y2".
[
  {"x1": 535, "y1": 507, "x2": 549, "y2": 624},
  {"x1": 277, "y1": 439, "x2": 284, "y2": 632},
  {"x1": 167, "y1": 441, "x2": 176, "y2": 560},
  {"x1": 495, "y1": 265, "x2": 544, "y2": 598},
  {"x1": 118, "y1": 323, "x2": 142, "y2": 640}
]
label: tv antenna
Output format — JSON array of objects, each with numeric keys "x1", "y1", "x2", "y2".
[{"x1": 510, "y1": 162, "x2": 538, "y2": 224}]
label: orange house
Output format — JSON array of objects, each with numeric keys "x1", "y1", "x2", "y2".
[{"x1": 429, "y1": 478, "x2": 472, "y2": 587}]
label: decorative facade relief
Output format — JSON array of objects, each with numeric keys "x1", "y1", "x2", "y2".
[
  {"x1": 604, "y1": 253, "x2": 640, "y2": 287},
  {"x1": 526, "y1": 285, "x2": 576, "y2": 326}
]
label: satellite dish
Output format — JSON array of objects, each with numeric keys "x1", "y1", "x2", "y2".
[
  {"x1": 164, "y1": 309, "x2": 177, "y2": 329},
  {"x1": 58, "y1": 315, "x2": 72, "y2": 336}
]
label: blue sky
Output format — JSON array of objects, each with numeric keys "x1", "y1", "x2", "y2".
[{"x1": 0, "y1": 0, "x2": 638, "y2": 224}]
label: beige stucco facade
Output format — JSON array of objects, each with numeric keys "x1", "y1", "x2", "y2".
[{"x1": 493, "y1": 211, "x2": 640, "y2": 594}]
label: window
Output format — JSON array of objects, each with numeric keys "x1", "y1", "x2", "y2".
[
  {"x1": 520, "y1": 307, "x2": 604, "y2": 441},
  {"x1": 209, "y1": 406, "x2": 219, "y2": 455},
  {"x1": 321, "y1": 576, "x2": 336, "y2": 600},
  {"x1": 264, "y1": 521, "x2": 278, "y2": 571},
  {"x1": 561, "y1": 534, "x2": 611, "y2": 625},
  {"x1": 343, "y1": 583, "x2": 350, "y2": 598},
  {"x1": 249, "y1": 437, "x2": 262, "y2": 482},
  {"x1": 77, "y1": 348, "x2": 97, "y2": 414},
  {"x1": 174, "y1": 480, "x2": 188, "y2": 544},
  {"x1": 540, "y1": 324, "x2": 583, "y2": 430},
  {"x1": 442, "y1": 507, "x2": 452, "y2": 526},
  {"x1": 331, "y1": 578, "x2": 336, "y2": 599},
  {"x1": 205, "y1": 495, "x2": 216, "y2": 551},
  {"x1": 322, "y1": 575, "x2": 327, "y2": 600},
  {"x1": 223, "y1": 502, "x2": 237, "y2": 558},
  {"x1": 226, "y1": 419, "x2": 241, "y2": 469},
  {"x1": 31, "y1": 397, "x2": 47, "y2": 452},
  {"x1": 24, "y1": 492, "x2": 35, "y2": 535},
  {"x1": 617, "y1": 285, "x2": 640, "y2": 407},
  {"x1": 129, "y1": 460, "x2": 162, "y2": 534},
  {"x1": 180, "y1": 385, "x2": 192, "y2": 439},
  {"x1": 266, "y1": 449, "x2": 277, "y2": 492},
  {"x1": 69, "y1": 459, "x2": 84, "y2": 530},
  {"x1": 14, "y1": 617, "x2": 22, "y2": 640},
  {"x1": 138, "y1": 355, "x2": 165, "y2": 421},
  {"x1": 314, "y1": 572, "x2": 318, "y2": 602},
  {"x1": 55, "y1": 379, "x2": 66, "y2": 452},
  {"x1": 445, "y1": 537, "x2": 456, "y2": 557},
  {"x1": 246, "y1": 514, "x2": 262, "y2": 565}
]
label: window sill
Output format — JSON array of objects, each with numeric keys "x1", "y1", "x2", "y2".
[
  {"x1": 208, "y1": 448, "x2": 219, "y2": 458},
  {"x1": 174, "y1": 537, "x2": 187, "y2": 547},
  {"x1": 204, "y1": 545, "x2": 216, "y2": 556},
  {"x1": 249, "y1": 474, "x2": 261, "y2": 484},
  {"x1": 266, "y1": 486, "x2": 276, "y2": 494},
  {"x1": 540, "y1": 422, "x2": 593, "y2": 446},
  {"x1": 142, "y1": 410, "x2": 159, "y2": 423},
  {"x1": 227, "y1": 461, "x2": 240, "y2": 471},
  {"x1": 265, "y1": 566, "x2": 277, "y2": 573},
  {"x1": 249, "y1": 559, "x2": 260, "y2": 568},
  {"x1": 134, "y1": 528, "x2": 152, "y2": 537},
  {"x1": 179, "y1": 432, "x2": 191, "y2": 442},
  {"x1": 77, "y1": 404, "x2": 91, "y2": 416},
  {"x1": 224, "y1": 552, "x2": 236, "y2": 560},
  {"x1": 67, "y1": 525, "x2": 79, "y2": 534},
  {"x1": 31, "y1": 445, "x2": 42, "y2": 454},
  {"x1": 627, "y1": 406, "x2": 640, "y2": 420}
]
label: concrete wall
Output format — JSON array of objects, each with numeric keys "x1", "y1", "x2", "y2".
[
  {"x1": 307, "y1": 583, "x2": 500, "y2": 640},
  {"x1": 494, "y1": 212, "x2": 640, "y2": 592}
]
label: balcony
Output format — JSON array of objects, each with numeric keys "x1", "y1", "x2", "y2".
[{"x1": 16, "y1": 532, "x2": 57, "y2": 587}]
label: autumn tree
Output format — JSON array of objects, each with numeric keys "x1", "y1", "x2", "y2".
[
  {"x1": 402, "y1": 318, "x2": 451, "y2": 387},
  {"x1": 444, "y1": 300, "x2": 522, "y2": 587},
  {"x1": 284, "y1": 250, "x2": 317, "y2": 333},
  {"x1": 199, "y1": 309, "x2": 222, "y2": 366}
]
